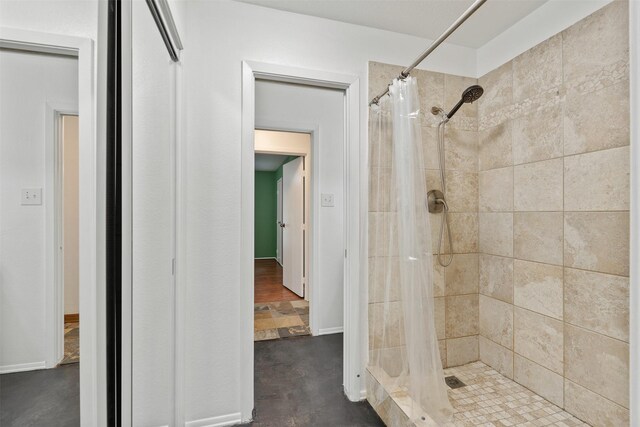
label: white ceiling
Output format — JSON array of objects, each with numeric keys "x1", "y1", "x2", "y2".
[
  {"x1": 255, "y1": 153, "x2": 290, "y2": 171},
  {"x1": 234, "y1": 0, "x2": 549, "y2": 48}
]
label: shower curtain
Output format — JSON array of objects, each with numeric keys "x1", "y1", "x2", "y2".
[{"x1": 369, "y1": 77, "x2": 453, "y2": 425}]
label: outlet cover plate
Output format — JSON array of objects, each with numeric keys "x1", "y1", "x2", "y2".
[{"x1": 321, "y1": 193, "x2": 334, "y2": 207}]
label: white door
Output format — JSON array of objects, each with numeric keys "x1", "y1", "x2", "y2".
[
  {"x1": 131, "y1": 0, "x2": 176, "y2": 423},
  {"x1": 276, "y1": 177, "x2": 283, "y2": 266},
  {"x1": 282, "y1": 157, "x2": 304, "y2": 297}
]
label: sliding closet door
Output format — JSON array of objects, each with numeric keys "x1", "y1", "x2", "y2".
[{"x1": 131, "y1": 0, "x2": 177, "y2": 424}]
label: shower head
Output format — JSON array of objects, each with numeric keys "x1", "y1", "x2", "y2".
[
  {"x1": 446, "y1": 84, "x2": 484, "y2": 119},
  {"x1": 462, "y1": 85, "x2": 484, "y2": 103}
]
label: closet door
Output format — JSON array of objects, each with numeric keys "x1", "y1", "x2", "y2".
[{"x1": 131, "y1": 0, "x2": 177, "y2": 424}]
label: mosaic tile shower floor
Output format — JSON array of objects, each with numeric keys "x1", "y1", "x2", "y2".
[
  {"x1": 254, "y1": 300, "x2": 310, "y2": 341},
  {"x1": 443, "y1": 362, "x2": 589, "y2": 427}
]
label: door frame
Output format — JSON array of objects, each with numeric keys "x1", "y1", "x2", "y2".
[
  {"x1": 45, "y1": 107, "x2": 79, "y2": 369},
  {"x1": 256, "y1": 132, "x2": 311, "y2": 305},
  {"x1": 276, "y1": 176, "x2": 283, "y2": 266},
  {"x1": 0, "y1": 27, "x2": 101, "y2": 426},
  {"x1": 241, "y1": 61, "x2": 362, "y2": 422},
  {"x1": 255, "y1": 130, "x2": 314, "y2": 324}
]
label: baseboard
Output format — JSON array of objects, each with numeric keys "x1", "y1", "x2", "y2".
[
  {"x1": 185, "y1": 412, "x2": 242, "y2": 427},
  {"x1": 318, "y1": 326, "x2": 343, "y2": 335},
  {"x1": 65, "y1": 313, "x2": 79, "y2": 323},
  {"x1": 254, "y1": 257, "x2": 276, "y2": 260},
  {"x1": 0, "y1": 361, "x2": 46, "y2": 374}
]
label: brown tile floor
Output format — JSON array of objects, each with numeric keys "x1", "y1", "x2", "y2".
[
  {"x1": 61, "y1": 322, "x2": 79, "y2": 365},
  {"x1": 254, "y1": 300, "x2": 310, "y2": 341}
]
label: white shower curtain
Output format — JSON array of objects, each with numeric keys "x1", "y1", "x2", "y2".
[{"x1": 369, "y1": 77, "x2": 453, "y2": 425}]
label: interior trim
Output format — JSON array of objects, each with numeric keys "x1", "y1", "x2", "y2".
[{"x1": 106, "y1": 0, "x2": 123, "y2": 424}]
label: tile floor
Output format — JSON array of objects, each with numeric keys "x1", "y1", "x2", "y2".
[
  {"x1": 444, "y1": 362, "x2": 589, "y2": 427},
  {"x1": 61, "y1": 322, "x2": 79, "y2": 365},
  {"x1": 254, "y1": 300, "x2": 310, "y2": 341}
]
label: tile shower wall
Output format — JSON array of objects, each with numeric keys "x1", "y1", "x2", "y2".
[
  {"x1": 477, "y1": 1, "x2": 630, "y2": 425},
  {"x1": 368, "y1": 62, "x2": 480, "y2": 369}
]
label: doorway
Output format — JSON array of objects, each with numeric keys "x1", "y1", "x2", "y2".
[
  {"x1": 242, "y1": 61, "x2": 363, "y2": 423},
  {"x1": 254, "y1": 132, "x2": 311, "y2": 341},
  {"x1": 0, "y1": 45, "x2": 82, "y2": 426},
  {"x1": 60, "y1": 114, "x2": 80, "y2": 366}
]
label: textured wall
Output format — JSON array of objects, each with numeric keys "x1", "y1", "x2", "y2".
[
  {"x1": 476, "y1": 1, "x2": 630, "y2": 425},
  {"x1": 368, "y1": 62, "x2": 480, "y2": 369},
  {"x1": 254, "y1": 171, "x2": 277, "y2": 258}
]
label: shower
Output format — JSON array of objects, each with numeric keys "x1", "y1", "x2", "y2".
[{"x1": 428, "y1": 85, "x2": 483, "y2": 267}]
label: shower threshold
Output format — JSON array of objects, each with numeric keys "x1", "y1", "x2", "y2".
[{"x1": 366, "y1": 362, "x2": 590, "y2": 426}]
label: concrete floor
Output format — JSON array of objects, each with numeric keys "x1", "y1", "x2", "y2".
[
  {"x1": 251, "y1": 334, "x2": 384, "y2": 426},
  {"x1": 0, "y1": 363, "x2": 79, "y2": 427},
  {"x1": 0, "y1": 334, "x2": 382, "y2": 426}
]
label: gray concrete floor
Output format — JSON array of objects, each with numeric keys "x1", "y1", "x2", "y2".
[
  {"x1": 251, "y1": 334, "x2": 384, "y2": 426},
  {"x1": 0, "y1": 363, "x2": 79, "y2": 427},
  {"x1": 1, "y1": 335, "x2": 383, "y2": 426}
]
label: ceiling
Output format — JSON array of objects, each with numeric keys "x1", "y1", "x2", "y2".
[
  {"x1": 234, "y1": 0, "x2": 549, "y2": 48},
  {"x1": 255, "y1": 153, "x2": 290, "y2": 171}
]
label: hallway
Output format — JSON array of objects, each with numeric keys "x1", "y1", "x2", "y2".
[{"x1": 252, "y1": 334, "x2": 383, "y2": 426}]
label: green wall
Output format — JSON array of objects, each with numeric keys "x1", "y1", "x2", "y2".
[{"x1": 255, "y1": 171, "x2": 277, "y2": 258}]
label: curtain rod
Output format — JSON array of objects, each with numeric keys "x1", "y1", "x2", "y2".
[{"x1": 369, "y1": 0, "x2": 488, "y2": 106}]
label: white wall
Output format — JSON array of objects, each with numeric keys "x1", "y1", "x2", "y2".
[
  {"x1": 0, "y1": 49, "x2": 78, "y2": 371},
  {"x1": 0, "y1": 0, "x2": 97, "y2": 40},
  {"x1": 256, "y1": 80, "x2": 345, "y2": 333},
  {"x1": 180, "y1": 1, "x2": 475, "y2": 423},
  {"x1": 63, "y1": 115, "x2": 80, "y2": 315}
]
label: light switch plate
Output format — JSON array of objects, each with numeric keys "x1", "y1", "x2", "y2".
[
  {"x1": 22, "y1": 188, "x2": 42, "y2": 205},
  {"x1": 321, "y1": 193, "x2": 334, "y2": 207}
]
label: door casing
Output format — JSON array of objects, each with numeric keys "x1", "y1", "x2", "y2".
[
  {"x1": 276, "y1": 177, "x2": 283, "y2": 266},
  {"x1": 241, "y1": 61, "x2": 363, "y2": 423},
  {"x1": 0, "y1": 26, "x2": 101, "y2": 426}
]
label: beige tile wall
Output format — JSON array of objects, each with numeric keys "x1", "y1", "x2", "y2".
[
  {"x1": 368, "y1": 61, "x2": 480, "y2": 369},
  {"x1": 477, "y1": 1, "x2": 630, "y2": 425}
]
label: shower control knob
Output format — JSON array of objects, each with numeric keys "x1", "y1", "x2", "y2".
[{"x1": 427, "y1": 190, "x2": 445, "y2": 214}]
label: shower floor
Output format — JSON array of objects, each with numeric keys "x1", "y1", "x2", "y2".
[
  {"x1": 444, "y1": 362, "x2": 588, "y2": 427},
  {"x1": 367, "y1": 361, "x2": 590, "y2": 427}
]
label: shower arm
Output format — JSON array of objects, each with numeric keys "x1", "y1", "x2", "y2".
[{"x1": 369, "y1": 0, "x2": 487, "y2": 106}]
